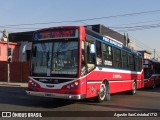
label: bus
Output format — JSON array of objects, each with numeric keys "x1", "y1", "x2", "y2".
[
  {"x1": 143, "y1": 59, "x2": 160, "y2": 88},
  {"x1": 26, "y1": 26, "x2": 144, "y2": 102}
]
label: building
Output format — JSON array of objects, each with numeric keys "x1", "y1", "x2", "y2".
[
  {"x1": 0, "y1": 41, "x2": 19, "y2": 62},
  {"x1": 9, "y1": 31, "x2": 34, "y2": 62},
  {"x1": 138, "y1": 50, "x2": 152, "y2": 59},
  {"x1": 0, "y1": 32, "x2": 32, "y2": 82}
]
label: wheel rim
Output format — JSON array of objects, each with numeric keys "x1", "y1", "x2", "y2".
[
  {"x1": 133, "y1": 82, "x2": 136, "y2": 94},
  {"x1": 153, "y1": 81, "x2": 155, "y2": 88},
  {"x1": 99, "y1": 84, "x2": 106, "y2": 100}
]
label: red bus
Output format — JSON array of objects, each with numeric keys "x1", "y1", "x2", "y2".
[
  {"x1": 26, "y1": 26, "x2": 144, "y2": 102},
  {"x1": 143, "y1": 59, "x2": 160, "y2": 88}
]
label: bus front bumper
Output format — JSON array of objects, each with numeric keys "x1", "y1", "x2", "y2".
[{"x1": 26, "y1": 91, "x2": 86, "y2": 100}]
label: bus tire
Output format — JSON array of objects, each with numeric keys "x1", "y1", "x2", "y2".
[
  {"x1": 96, "y1": 82, "x2": 110, "y2": 102},
  {"x1": 152, "y1": 80, "x2": 156, "y2": 89},
  {"x1": 129, "y1": 81, "x2": 136, "y2": 95}
]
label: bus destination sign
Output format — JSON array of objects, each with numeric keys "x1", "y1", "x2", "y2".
[{"x1": 34, "y1": 28, "x2": 78, "y2": 41}]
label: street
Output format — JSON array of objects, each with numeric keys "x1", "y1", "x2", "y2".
[{"x1": 0, "y1": 85, "x2": 160, "y2": 113}]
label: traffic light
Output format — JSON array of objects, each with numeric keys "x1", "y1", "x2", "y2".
[
  {"x1": 8, "y1": 48, "x2": 12, "y2": 56},
  {"x1": 7, "y1": 48, "x2": 12, "y2": 63}
]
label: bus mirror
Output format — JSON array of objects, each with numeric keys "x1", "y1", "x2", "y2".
[
  {"x1": 33, "y1": 46, "x2": 37, "y2": 57},
  {"x1": 87, "y1": 44, "x2": 95, "y2": 54},
  {"x1": 90, "y1": 44, "x2": 96, "y2": 53}
]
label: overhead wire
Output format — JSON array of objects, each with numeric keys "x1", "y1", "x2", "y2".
[
  {"x1": 128, "y1": 35, "x2": 154, "y2": 51},
  {"x1": 110, "y1": 19, "x2": 160, "y2": 27},
  {"x1": 1, "y1": 9, "x2": 160, "y2": 28}
]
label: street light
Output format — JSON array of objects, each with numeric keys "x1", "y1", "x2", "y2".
[{"x1": 1, "y1": 29, "x2": 10, "y2": 83}]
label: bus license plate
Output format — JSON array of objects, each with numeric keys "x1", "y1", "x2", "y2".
[{"x1": 45, "y1": 93, "x2": 52, "y2": 97}]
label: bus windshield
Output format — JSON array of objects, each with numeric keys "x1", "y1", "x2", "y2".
[{"x1": 31, "y1": 41, "x2": 78, "y2": 76}]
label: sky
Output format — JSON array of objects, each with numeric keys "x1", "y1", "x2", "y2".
[{"x1": 0, "y1": 0, "x2": 160, "y2": 58}]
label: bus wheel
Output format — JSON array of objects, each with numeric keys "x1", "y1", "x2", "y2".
[
  {"x1": 129, "y1": 81, "x2": 136, "y2": 95},
  {"x1": 152, "y1": 80, "x2": 156, "y2": 89},
  {"x1": 96, "y1": 82, "x2": 110, "y2": 102}
]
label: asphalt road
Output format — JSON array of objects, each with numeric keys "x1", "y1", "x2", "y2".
[{"x1": 0, "y1": 85, "x2": 160, "y2": 118}]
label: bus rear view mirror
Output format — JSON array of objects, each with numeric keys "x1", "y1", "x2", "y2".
[
  {"x1": 87, "y1": 43, "x2": 95, "y2": 54},
  {"x1": 90, "y1": 44, "x2": 96, "y2": 53}
]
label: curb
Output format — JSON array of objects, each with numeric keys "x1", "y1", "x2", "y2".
[{"x1": 0, "y1": 82, "x2": 28, "y2": 88}]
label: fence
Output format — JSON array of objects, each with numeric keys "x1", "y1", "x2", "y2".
[{"x1": 0, "y1": 61, "x2": 30, "y2": 82}]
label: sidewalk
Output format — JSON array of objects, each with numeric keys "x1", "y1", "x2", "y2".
[{"x1": 0, "y1": 81, "x2": 28, "y2": 87}]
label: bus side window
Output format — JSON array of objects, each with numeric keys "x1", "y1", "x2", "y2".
[
  {"x1": 113, "y1": 47, "x2": 122, "y2": 69},
  {"x1": 96, "y1": 41, "x2": 102, "y2": 65},
  {"x1": 102, "y1": 43, "x2": 113, "y2": 67},
  {"x1": 122, "y1": 51, "x2": 128, "y2": 69},
  {"x1": 86, "y1": 42, "x2": 96, "y2": 72},
  {"x1": 128, "y1": 54, "x2": 134, "y2": 71}
]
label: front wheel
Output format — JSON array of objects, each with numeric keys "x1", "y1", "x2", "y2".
[
  {"x1": 128, "y1": 81, "x2": 136, "y2": 95},
  {"x1": 96, "y1": 82, "x2": 110, "y2": 102}
]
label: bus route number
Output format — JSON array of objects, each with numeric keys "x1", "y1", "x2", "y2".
[{"x1": 113, "y1": 74, "x2": 122, "y2": 79}]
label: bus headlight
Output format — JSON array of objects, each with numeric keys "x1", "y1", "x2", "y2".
[
  {"x1": 65, "y1": 81, "x2": 79, "y2": 89},
  {"x1": 71, "y1": 84, "x2": 74, "y2": 87},
  {"x1": 74, "y1": 82, "x2": 78, "y2": 86}
]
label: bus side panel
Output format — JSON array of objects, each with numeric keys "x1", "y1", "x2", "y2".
[
  {"x1": 109, "y1": 81, "x2": 133, "y2": 94},
  {"x1": 85, "y1": 68, "x2": 143, "y2": 98},
  {"x1": 156, "y1": 76, "x2": 160, "y2": 86},
  {"x1": 86, "y1": 70, "x2": 102, "y2": 98},
  {"x1": 145, "y1": 75, "x2": 160, "y2": 88},
  {"x1": 136, "y1": 79, "x2": 144, "y2": 89},
  {"x1": 86, "y1": 83, "x2": 101, "y2": 98},
  {"x1": 144, "y1": 79, "x2": 154, "y2": 87}
]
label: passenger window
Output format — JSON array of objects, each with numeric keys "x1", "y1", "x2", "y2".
[
  {"x1": 113, "y1": 48, "x2": 122, "y2": 69},
  {"x1": 102, "y1": 44, "x2": 113, "y2": 67},
  {"x1": 96, "y1": 41, "x2": 102, "y2": 65}
]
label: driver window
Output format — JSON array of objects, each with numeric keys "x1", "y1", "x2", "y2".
[
  {"x1": 81, "y1": 41, "x2": 86, "y2": 76},
  {"x1": 86, "y1": 42, "x2": 96, "y2": 72}
]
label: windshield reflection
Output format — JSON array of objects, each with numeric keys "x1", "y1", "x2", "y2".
[
  {"x1": 52, "y1": 41, "x2": 78, "y2": 74},
  {"x1": 31, "y1": 42, "x2": 52, "y2": 75}
]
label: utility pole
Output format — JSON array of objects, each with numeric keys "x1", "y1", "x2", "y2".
[
  {"x1": 2, "y1": 30, "x2": 10, "y2": 83},
  {"x1": 154, "y1": 49, "x2": 155, "y2": 59},
  {"x1": 124, "y1": 32, "x2": 130, "y2": 47},
  {"x1": 124, "y1": 32, "x2": 127, "y2": 47}
]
